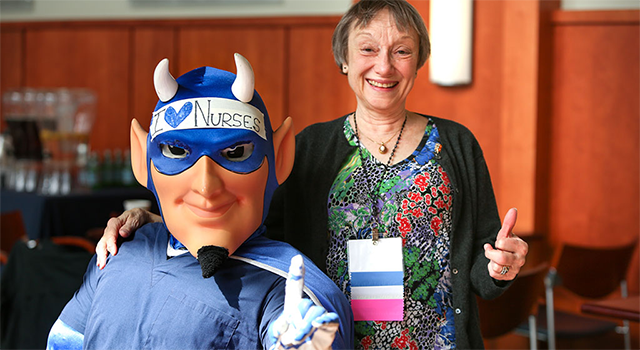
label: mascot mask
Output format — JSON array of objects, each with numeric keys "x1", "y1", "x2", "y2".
[{"x1": 129, "y1": 53, "x2": 294, "y2": 278}]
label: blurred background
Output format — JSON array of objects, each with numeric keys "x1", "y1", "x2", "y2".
[{"x1": 0, "y1": 0, "x2": 638, "y2": 349}]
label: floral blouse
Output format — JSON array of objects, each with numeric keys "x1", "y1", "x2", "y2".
[{"x1": 327, "y1": 117, "x2": 456, "y2": 350}]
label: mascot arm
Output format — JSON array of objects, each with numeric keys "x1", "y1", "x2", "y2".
[
  {"x1": 267, "y1": 255, "x2": 340, "y2": 350},
  {"x1": 47, "y1": 319, "x2": 84, "y2": 350}
]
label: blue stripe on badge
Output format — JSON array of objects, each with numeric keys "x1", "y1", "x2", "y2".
[{"x1": 350, "y1": 271, "x2": 404, "y2": 287}]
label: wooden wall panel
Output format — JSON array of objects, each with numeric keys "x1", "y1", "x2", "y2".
[
  {"x1": 131, "y1": 27, "x2": 176, "y2": 132},
  {"x1": 23, "y1": 28, "x2": 131, "y2": 151},
  {"x1": 178, "y1": 27, "x2": 286, "y2": 129},
  {"x1": 1, "y1": 29, "x2": 24, "y2": 118},
  {"x1": 498, "y1": 0, "x2": 559, "y2": 232},
  {"x1": 548, "y1": 11, "x2": 640, "y2": 292},
  {"x1": 406, "y1": 0, "x2": 505, "y2": 212},
  {"x1": 288, "y1": 24, "x2": 356, "y2": 132}
]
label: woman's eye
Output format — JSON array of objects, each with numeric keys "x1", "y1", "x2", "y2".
[
  {"x1": 221, "y1": 142, "x2": 254, "y2": 162},
  {"x1": 161, "y1": 144, "x2": 189, "y2": 159},
  {"x1": 395, "y1": 46, "x2": 413, "y2": 56}
]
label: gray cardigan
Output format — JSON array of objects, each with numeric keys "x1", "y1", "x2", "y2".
[{"x1": 265, "y1": 114, "x2": 510, "y2": 349}]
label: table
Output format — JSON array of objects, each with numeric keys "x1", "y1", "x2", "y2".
[
  {"x1": 581, "y1": 295, "x2": 640, "y2": 322},
  {"x1": 1, "y1": 187, "x2": 157, "y2": 240},
  {"x1": 1, "y1": 239, "x2": 93, "y2": 349}
]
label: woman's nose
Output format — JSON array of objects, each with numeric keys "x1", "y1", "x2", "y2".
[
  {"x1": 374, "y1": 52, "x2": 393, "y2": 75},
  {"x1": 190, "y1": 156, "x2": 224, "y2": 198}
]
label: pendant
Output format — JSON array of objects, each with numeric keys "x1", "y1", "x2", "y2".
[
  {"x1": 379, "y1": 143, "x2": 388, "y2": 154},
  {"x1": 372, "y1": 227, "x2": 379, "y2": 245}
]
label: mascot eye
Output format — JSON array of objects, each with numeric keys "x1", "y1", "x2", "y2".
[
  {"x1": 161, "y1": 144, "x2": 190, "y2": 159},
  {"x1": 221, "y1": 142, "x2": 254, "y2": 162}
]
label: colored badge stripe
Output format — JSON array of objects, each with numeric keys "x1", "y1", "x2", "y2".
[
  {"x1": 351, "y1": 285, "x2": 404, "y2": 300},
  {"x1": 350, "y1": 271, "x2": 404, "y2": 287},
  {"x1": 351, "y1": 299, "x2": 404, "y2": 321},
  {"x1": 348, "y1": 238, "x2": 404, "y2": 321}
]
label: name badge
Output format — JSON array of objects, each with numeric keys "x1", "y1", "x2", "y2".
[{"x1": 348, "y1": 237, "x2": 404, "y2": 321}]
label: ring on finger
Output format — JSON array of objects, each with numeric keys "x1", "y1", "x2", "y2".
[{"x1": 500, "y1": 265, "x2": 510, "y2": 275}]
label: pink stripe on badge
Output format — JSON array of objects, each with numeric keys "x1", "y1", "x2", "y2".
[{"x1": 351, "y1": 299, "x2": 404, "y2": 321}]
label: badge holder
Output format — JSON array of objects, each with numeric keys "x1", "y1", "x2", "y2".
[{"x1": 348, "y1": 237, "x2": 404, "y2": 321}]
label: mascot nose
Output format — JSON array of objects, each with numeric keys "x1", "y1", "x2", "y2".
[{"x1": 190, "y1": 156, "x2": 224, "y2": 198}]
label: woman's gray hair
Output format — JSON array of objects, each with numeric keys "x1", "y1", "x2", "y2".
[{"x1": 332, "y1": 0, "x2": 430, "y2": 74}]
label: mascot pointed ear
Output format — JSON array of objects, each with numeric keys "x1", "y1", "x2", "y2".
[
  {"x1": 130, "y1": 119, "x2": 149, "y2": 187},
  {"x1": 272, "y1": 116, "x2": 295, "y2": 185}
]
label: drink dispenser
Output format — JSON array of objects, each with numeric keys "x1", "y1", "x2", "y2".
[{"x1": 2, "y1": 88, "x2": 97, "y2": 194}]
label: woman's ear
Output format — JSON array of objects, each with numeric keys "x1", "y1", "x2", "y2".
[
  {"x1": 130, "y1": 119, "x2": 149, "y2": 187},
  {"x1": 271, "y1": 116, "x2": 295, "y2": 185}
]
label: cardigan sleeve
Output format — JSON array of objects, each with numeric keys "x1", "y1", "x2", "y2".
[{"x1": 467, "y1": 147, "x2": 512, "y2": 299}]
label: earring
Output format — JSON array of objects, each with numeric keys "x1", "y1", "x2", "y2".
[{"x1": 342, "y1": 65, "x2": 348, "y2": 73}]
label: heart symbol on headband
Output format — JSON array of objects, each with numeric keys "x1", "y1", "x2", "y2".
[{"x1": 164, "y1": 102, "x2": 193, "y2": 128}]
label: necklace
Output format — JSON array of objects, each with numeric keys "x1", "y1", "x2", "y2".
[
  {"x1": 353, "y1": 111, "x2": 407, "y2": 243},
  {"x1": 362, "y1": 129, "x2": 401, "y2": 154}
]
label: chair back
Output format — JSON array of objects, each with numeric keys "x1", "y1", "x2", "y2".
[
  {"x1": 553, "y1": 241, "x2": 637, "y2": 299},
  {"x1": 50, "y1": 236, "x2": 96, "y2": 254},
  {"x1": 1, "y1": 210, "x2": 28, "y2": 252},
  {"x1": 478, "y1": 262, "x2": 549, "y2": 338}
]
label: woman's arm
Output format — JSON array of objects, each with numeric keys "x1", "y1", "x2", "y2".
[{"x1": 95, "y1": 208, "x2": 161, "y2": 269}]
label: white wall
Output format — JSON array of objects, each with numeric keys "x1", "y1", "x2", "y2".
[
  {"x1": 562, "y1": 0, "x2": 640, "y2": 10},
  {"x1": 0, "y1": 0, "x2": 638, "y2": 22},
  {"x1": 0, "y1": 0, "x2": 351, "y2": 22}
]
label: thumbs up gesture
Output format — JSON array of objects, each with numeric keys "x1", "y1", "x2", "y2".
[{"x1": 483, "y1": 208, "x2": 529, "y2": 280}]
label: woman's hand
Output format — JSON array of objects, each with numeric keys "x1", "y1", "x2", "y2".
[
  {"x1": 96, "y1": 208, "x2": 161, "y2": 269},
  {"x1": 483, "y1": 208, "x2": 528, "y2": 281}
]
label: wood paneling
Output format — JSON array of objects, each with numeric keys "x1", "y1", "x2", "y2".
[
  {"x1": 23, "y1": 28, "x2": 131, "y2": 151},
  {"x1": 1, "y1": 29, "x2": 24, "y2": 129},
  {"x1": 178, "y1": 26, "x2": 286, "y2": 129},
  {"x1": 406, "y1": 0, "x2": 506, "y2": 218},
  {"x1": 288, "y1": 24, "x2": 356, "y2": 132},
  {"x1": 498, "y1": 0, "x2": 559, "y2": 232},
  {"x1": 131, "y1": 27, "x2": 176, "y2": 132},
  {"x1": 1, "y1": 17, "x2": 345, "y2": 151},
  {"x1": 548, "y1": 11, "x2": 640, "y2": 292}
]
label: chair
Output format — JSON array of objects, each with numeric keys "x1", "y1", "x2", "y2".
[
  {"x1": 1, "y1": 210, "x2": 28, "y2": 253},
  {"x1": 478, "y1": 263, "x2": 549, "y2": 350},
  {"x1": 517, "y1": 241, "x2": 638, "y2": 350},
  {"x1": 50, "y1": 236, "x2": 96, "y2": 253},
  {"x1": 2, "y1": 210, "x2": 95, "y2": 255}
]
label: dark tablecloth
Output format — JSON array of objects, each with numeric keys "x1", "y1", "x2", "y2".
[
  {"x1": 1, "y1": 240, "x2": 93, "y2": 349},
  {"x1": 1, "y1": 187, "x2": 157, "y2": 240}
]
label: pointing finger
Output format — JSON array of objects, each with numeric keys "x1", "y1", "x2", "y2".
[{"x1": 284, "y1": 255, "x2": 305, "y2": 322}]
